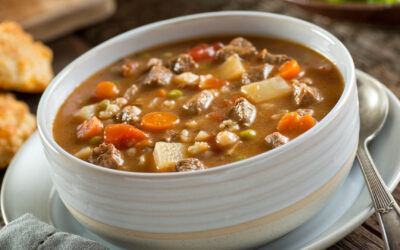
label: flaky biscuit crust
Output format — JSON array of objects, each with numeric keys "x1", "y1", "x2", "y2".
[
  {"x1": 0, "y1": 21, "x2": 53, "y2": 92},
  {"x1": 0, "y1": 94, "x2": 36, "y2": 168}
]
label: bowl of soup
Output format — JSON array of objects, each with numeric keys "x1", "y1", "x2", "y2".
[{"x1": 37, "y1": 11, "x2": 358, "y2": 249}]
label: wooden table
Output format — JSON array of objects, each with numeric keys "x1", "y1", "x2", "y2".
[{"x1": 2, "y1": 0, "x2": 399, "y2": 249}]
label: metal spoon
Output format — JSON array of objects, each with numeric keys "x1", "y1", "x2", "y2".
[{"x1": 357, "y1": 71, "x2": 400, "y2": 250}]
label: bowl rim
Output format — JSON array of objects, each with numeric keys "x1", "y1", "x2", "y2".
[
  {"x1": 37, "y1": 11, "x2": 356, "y2": 178},
  {"x1": 286, "y1": 0, "x2": 400, "y2": 10}
]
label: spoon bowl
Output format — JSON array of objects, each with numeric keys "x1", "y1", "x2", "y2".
[{"x1": 357, "y1": 74, "x2": 389, "y2": 142}]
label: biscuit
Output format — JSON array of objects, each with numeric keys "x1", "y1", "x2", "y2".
[
  {"x1": 0, "y1": 94, "x2": 36, "y2": 168},
  {"x1": 0, "y1": 21, "x2": 53, "y2": 92}
]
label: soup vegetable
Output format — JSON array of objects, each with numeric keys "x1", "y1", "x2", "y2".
[{"x1": 54, "y1": 36, "x2": 344, "y2": 173}]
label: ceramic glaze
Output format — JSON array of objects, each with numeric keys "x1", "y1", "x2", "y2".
[{"x1": 37, "y1": 11, "x2": 358, "y2": 249}]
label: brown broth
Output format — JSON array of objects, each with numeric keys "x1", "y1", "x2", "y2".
[{"x1": 53, "y1": 35, "x2": 344, "y2": 172}]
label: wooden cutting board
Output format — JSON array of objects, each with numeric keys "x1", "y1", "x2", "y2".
[{"x1": 0, "y1": 0, "x2": 116, "y2": 41}]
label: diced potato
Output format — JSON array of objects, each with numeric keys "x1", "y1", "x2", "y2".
[
  {"x1": 240, "y1": 76, "x2": 292, "y2": 103},
  {"x1": 153, "y1": 142, "x2": 187, "y2": 172},
  {"x1": 216, "y1": 54, "x2": 245, "y2": 80},
  {"x1": 74, "y1": 146, "x2": 93, "y2": 160},
  {"x1": 74, "y1": 104, "x2": 97, "y2": 121},
  {"x1": 174, "y1": 72, "x2": 199, "y2": 86}
]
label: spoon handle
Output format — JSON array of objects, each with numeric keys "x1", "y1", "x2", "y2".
[{"x1": 357, "y1": 142, "x2": 400, "y2": 250}]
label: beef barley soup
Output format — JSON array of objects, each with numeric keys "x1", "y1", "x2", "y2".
[{"x1": 53, "y1": 36, "x2": 344, "y2": 173}]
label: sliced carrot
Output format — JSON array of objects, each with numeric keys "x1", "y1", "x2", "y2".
[
  {"x1": 156, "y1": 89, "x2": 167, "y2": 97},
  {"x1": 77, "y1": 117, "x2": 103, "y2": 140},
  {"x1": 279, "y1": 60, "x2": 302, "y2": 79},
  {"x1": 96, "y1": 81, "x2": 120, "y2": 99},
  {"x1": 104, "y1": 124, "x2": 148, "y2": 148},
  {"x1": 277, "y1": 112, "x2": 315, "y2": 135},
  {"x1": 201, "y1": 78, "x2": 227, "y2": 89},
  {"x1": 209, "y1": 111, "x2": 225, "y2": 122},
  {"x1": 141, "y1": 112, "x2": 180, "y2": 132}
]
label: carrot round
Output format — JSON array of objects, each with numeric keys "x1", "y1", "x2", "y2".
[
  {"x1": 156, "y1": 89, "x2": 167, "y2": 97},
  {"x1": 104, "y1": 124, "x2": 148, "y2": 148},
  {"x1": 96, "y1": 81, "x2": 120, "y2": 99},
  {"x1": 189, "y1": 43, "x2": 222, "y2": 61},
  {"x1": 201, "y1": 78, "x2": 227, "y2": 89},
  {"x1": 77, "y1": 116, "x2": 103, "y2": 140},
  {"x1": 279, "y1": 60, "x2": 302, "y2": 79},
  {"x1": 141, "y1": 112, "x2": 179, "y2": 132},
  {"x1": 277, "y1": 112, "x2": 315, "y2": 135}
]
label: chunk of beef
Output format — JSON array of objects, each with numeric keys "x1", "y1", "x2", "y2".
[
  {"x1": 120, "y1": 61, "x2": 140, "y2": 77},
  {"x1": 175, "y1": 158, "x2": 206, "y2": 172},
  {"x1": 182, "y1": 90, "x2": 214, "y2": 115},
  {"x1": 168, "y1": 53, "x2": 198, "y2": 74},
  {"x1": 123, "y1": 84, "x2": 139, "y2": 103},
  {"x1": 258, "y1": 49, "x2": 292, "y2": 65},
  {"x1": 241, "y1": 64, "x2": 274, "y2": 85},
  {"x1": 216, "y1": 37, "x2": 257, "y2": 61},
  {"x1": 296, "y1": 108, "x2": 314, "y2": 117},
  {"x1": 229, "y1": 97, "x2": 256, "y2": 126},
  {"x1": 293, "y1": 82, "x2": 322, "y2": 106},
  {"x1": 89, "y1": 143, "x2": 124, "y2": 169},
  {"x1": 265, "y1": 132, "x2": 289, "y2": 148},
  {"x1": 145, "y1": 58, "x2": 163, "y2": 70},
  {"x1": 143, "y1": 65, "x2": 173, "y2": 86},
  {"x1": 116, "y1": 105, "x2": 141, "y2": 123}
]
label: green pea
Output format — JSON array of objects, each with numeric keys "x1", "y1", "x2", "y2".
[
  {"x1": 112, "y1": 80, "x2": 120, "y2": 85},
  {"x1": 239, "y1": 129, "x2": 257, "y2": 140},
  {"x1": 163, "y1": 52, "x2": 173, "y2": 58},
  {"x1": 98, "y1": 99, "x2": 110, "y2": 110},
  {"x1": 235, "y1": 155, "x2": 246, "y2": 161},
  {"x1": 139, "y1": 52, "x2": 150, "y2": 59},
  {"x1": 89, "y1": 136, "x2": 102, "y2": 145},
  {"x1": 167, "y1": 89, "x2": 183, "y2": 99}
]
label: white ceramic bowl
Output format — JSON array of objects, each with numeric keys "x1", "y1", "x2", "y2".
[{"x1": 37, "y1": 11, "x2": 358, "y2": 250}]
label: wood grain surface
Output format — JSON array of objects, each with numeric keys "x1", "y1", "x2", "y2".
[{"x1": 1, "y1": 0, "x2": 399, "y2": 249}]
